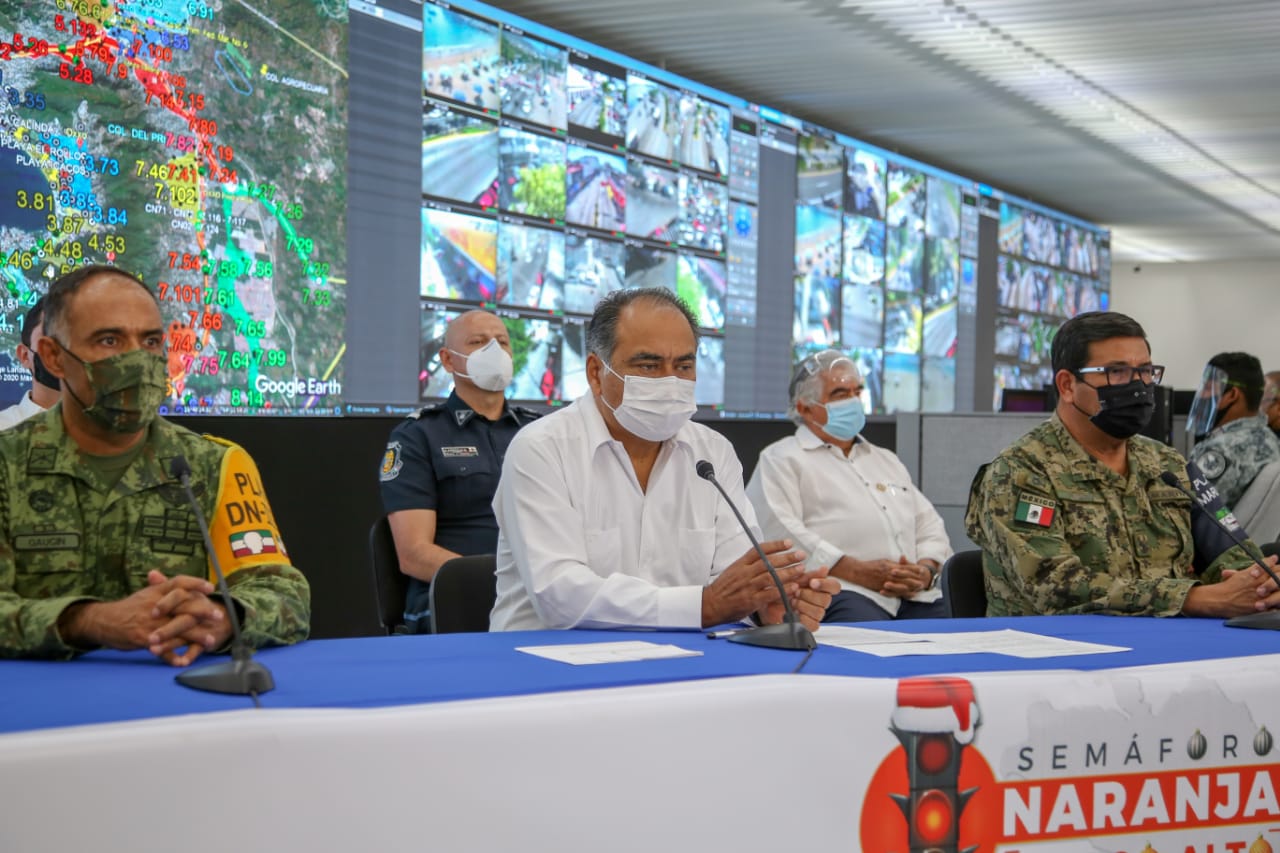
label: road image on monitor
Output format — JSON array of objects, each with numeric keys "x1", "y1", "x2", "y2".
[
  {"x1": 498, "y1": 127, "x2": 567, "y2": 220},
  {"x1": 496, "y1": 220, "x2": 564, "y2": 310},
  {"x1": 625, "y1": 244, "x2": 677, "y2": 290},
  {"x1": 847, "y1": 347, "x2": 884, "y2": 414},
  {"x1": 501, "y1": 311, "x2": 561, "y2": 402},
  {"x1": 423, "y1": 4, "x2": 500, "y2": 111},
  {"x1": 886, "y1": 165, "x2": 926, "y2": 231},
  {"x1": 421, "y1": 207, "x2": 498, "y2": 301},
  {"x1": 794, "y1": 204, "x2": 842, "y2": 347},
  {"x1": 886, "y1": 224, "x2": 924, "y2": 293},
  {"x1": 696, "y1": 335, "x2": 725, "y2": 406},
  {"x1": 419, "y1": 302, "x2": 465, "y2": 401},
  {"x1": 842, "y1": 284, "x2": 884, "y2": 349},
  {"x1": 561, "y1": 316, "x2": 590, "y2": 400},
  {"x1": 674, "y1": 94, "x2": 730, "y2": 178},
  {"x1": 999, "y1": 202, "x2": 1025, "y2": 255},
  {"x1": 883, "y1": 351, "x2": 921, "y2": 413},
  {"x1": 499, "y1": 30, "x2": 568, "y2": 132},
  {"x1": 677, "y1": 173, "x2": 727, "y2": 253},
  {"x1": 843, "y1": 215, "x2": 886, "y2": 286},
  {"x1": 797, "y1": 133, "x2": 844, "y2": 209},
  {"x1": 625, "y1": 160, "x2": 679, "y2": 240},
  {"x1": 566, "y1": 144, "x2": 626, "y2": 232},
  {"x1": 626, "y1": 74, "x2": 677, "y2": 161},
  {"x1": 922, "y1": 357, "x2": 955, "y2": 412},
  {"x1": 564, "y1": 231, "x2": 626, "y2": 313},
  {"x1": 845, "y1": 148, "x2": 887, "y2": 220},
  {"x1": 676, "y1": 255, "x2": 727, "y2": 329},
  {"x1": 884, "y1": 291, "x2": 921, "y2": 355},
  {"x1": 422, "y1": 101, "x2": 498, "y2": 207},
  {"x1": 926, "y1": 176, "x2": 960, "y2": 240},
  {"x1": 568, "y1": 62, "x2": 625, "y2": 142}
]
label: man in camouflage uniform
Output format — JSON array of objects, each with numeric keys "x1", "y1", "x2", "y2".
[
  {"x1": 0, "y1": 265, "x2": 309, "y2": 662},
  {"x1": 966, "y1": 311, "x2": 1279, "y2": 618},
  {"x1": 1187, "y1": 353, "x2": 1280, "y2": 508}
]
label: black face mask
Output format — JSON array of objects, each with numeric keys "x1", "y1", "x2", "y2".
[
  {"x1": 31, "y1": 352, "x2": 61, "y2": 392},
  {"x1": 1082, "y1": 379, "x2": 1155, "y2": 439}
]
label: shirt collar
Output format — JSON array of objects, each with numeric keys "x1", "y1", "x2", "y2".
[
  {"x1": 1045, "y1": 412, "x2": 1162, "y2": 483},
  {"x1": 445, "y1": 390, "x2": 517, "y2": 428},
  {"x1": 1214, "y1": 413, "x2": 1268, "y2": 438},
  {"x1": 24, "y1": 404, "x2": 175, "y2": 494}
]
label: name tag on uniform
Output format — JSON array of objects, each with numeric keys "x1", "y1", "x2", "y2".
[
  {"x1": 442, "y1": 446, "x2": 479, "y2": 458},
  {"x1": 14, "y1": 532, "x2": 81, "y2": 551}
]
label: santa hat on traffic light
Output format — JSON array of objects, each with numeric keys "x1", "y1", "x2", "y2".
[{"x1": 891, "y1": 676, "x2": 980, "y2": 745}]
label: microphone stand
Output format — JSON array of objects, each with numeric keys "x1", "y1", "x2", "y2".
[
  {"x1": 698, "y1": 461, "x2": 816, "y2": 651},
  {"x1": 170, "y1": 457, "x2": 275, "y2": 700}
]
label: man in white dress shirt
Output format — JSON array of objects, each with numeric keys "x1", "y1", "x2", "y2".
[
  {"x1": 490, "y1": 288, "x2": 839, "y2": 631},
  {"x1": 0, "y1": 298, "x2": 60, "y2": 431},
  {"x1": 747, "y1": 350, "x2": 952, "y2": 622}
]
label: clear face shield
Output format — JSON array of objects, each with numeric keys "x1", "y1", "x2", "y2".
[{"x1": 1186, "y1": 365, "x2": 1229, "y2": 438}]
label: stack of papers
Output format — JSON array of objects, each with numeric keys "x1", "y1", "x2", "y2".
[
  {"x1": 813, "y1": 626, "x2": 1129, "y2": 658},
  {"x1": 517, "y1": 640, "x2": 704, "y2": 665}
]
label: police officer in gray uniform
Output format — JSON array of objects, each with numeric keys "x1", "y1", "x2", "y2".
[
  {"x1": 1187, "y1": 352, "x2": 1280, "y2": 509},
  {"x1": 378, "y1": 310, "x2": 539, "y2": 632}
]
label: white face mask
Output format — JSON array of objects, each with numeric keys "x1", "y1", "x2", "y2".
[
  {"x1": 600, "y1": 359, "x2": 697, "y2": 442},
  {"x1": 449, "y1": 339, "x2": 513, "y2": 392}
]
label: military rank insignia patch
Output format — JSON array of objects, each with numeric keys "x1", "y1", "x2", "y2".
[
  {"x1": 380, "y1": 441, "x2": 403, "y2": 482},
  {"x1": 1014, "y1": 493, "x2": 1055, "y2": 527}
]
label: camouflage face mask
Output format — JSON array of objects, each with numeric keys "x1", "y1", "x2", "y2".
[{"x1": 60, "y1": 346, "x2": 168, "y2": 434}]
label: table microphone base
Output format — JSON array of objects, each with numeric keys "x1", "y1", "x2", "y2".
[
  {"x1": 727, "y1": 621, "x2": 817, "y2": 651},
  {"x1": 1225, "y1": 611, "x2": 1280, "y2": 631},
  {"x1": 176, "y1": 658, "x2": 276, "y2": 695}
]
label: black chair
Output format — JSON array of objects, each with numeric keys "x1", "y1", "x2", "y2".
[
  {"x1": 1262, "y1": 542, "x2": 1280, "y2": 559},
  {"x1": 943, "y1": 549, "x2": 987, "y2": 618},
  {"x1": 430, "y1": 554, "x2": 498, "y2": 634},
  {"x1": 367, "y1": 516, "x2": 412, "y2": 635}
]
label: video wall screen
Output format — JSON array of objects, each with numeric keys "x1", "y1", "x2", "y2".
[
  {"x1": 0, "y1": 0, "x2": 1110, "y2": 419},
  {"x1": 993, "y1": 198, "x2": 1111, "y2": 409},
  {"x1": 0, "y1": 0, "x2": 348, "y2": 415}
]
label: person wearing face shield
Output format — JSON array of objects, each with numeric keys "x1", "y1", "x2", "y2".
[
  {"x1": 1186, "y1": 353, "x2": 1280, "y2": 509},
  {"x1": 966, "y1": 311, "x2": 1280, "y2": 618},
  {"x1": 378, "y1": 310, "x2": 541, "y2": 633},
  {"x1": 489, "y1": 288, "x2": 839, "y2": 632},
  {"x1": 0, "y1": 265, "x2": 310, "y2": 662},
  {"x1": 0, "y1": 297, "x2": 62, "y2": 431},
  {"x1": 745, "y1": 350, "x2": 952, "y2": 623},
  {"x1": 1261, "y1": 371, "x2": 1280, "y2": 440}
]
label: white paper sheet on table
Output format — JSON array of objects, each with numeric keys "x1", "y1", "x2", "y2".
[
  {"x1": 816, "y1": 627, "x2": 1129, "y2": 658},
  {"x1": 516, "y1": 640, "x2": 704, "y2": 665}
]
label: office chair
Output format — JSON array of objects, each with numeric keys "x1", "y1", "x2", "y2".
[
  {"x1": 1232, "y1": 460, "x2": 1280, "y2": 545},
  {"x1": 367, "y1": 516, "x2": 413, "y2": 635},
  {"x1": 942, "y1": 550, "x2": 987, "y2": 618},
  {"x1": 430, "y1": 554, "x2": 499, "y2": 634}
]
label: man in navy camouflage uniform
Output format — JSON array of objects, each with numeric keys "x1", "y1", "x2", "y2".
[
  {"x1": 0, "y1": 265, "x2": 310, "y2": 662},
  {"x1": 379, "y1": 309, "x2": 539, "y2": 632},
  {"x1": 966, "y1": 311, "x2": 1279, "y2": 618},
  {"x1": 1187, "y1": 352, "x2": 1280, "y2": 509}
]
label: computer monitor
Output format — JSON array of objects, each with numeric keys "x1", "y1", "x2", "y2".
[{"x1": 999, "y1": 388, "x2": 1051, "y2": 413}]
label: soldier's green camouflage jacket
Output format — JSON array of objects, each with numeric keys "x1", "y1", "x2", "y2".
[
  {"x1": 965, "y1": 414, "x2": 1253, "y2": 617},
  {"x1": 0, "y1": 406, "x2": 310, "y2": 658}
]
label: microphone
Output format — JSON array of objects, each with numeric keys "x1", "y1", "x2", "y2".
[
  {"x1": 696, "y1": 459, "x2": 816, "y2": 651},
  {"x1": 169, "y1": 455, "x2": 275, "y2": 698},
  {"x1": 1159, "y1": 470, "x2": 1280, "y2": 631}
]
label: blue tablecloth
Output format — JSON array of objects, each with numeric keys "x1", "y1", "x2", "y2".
[{"x1": 4, "y1": 614, "x2": 1278, "y2": 735}]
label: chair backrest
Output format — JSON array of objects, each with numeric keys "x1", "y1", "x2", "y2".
[
  {"x1": 430, "y1": 554, "x2": 498, "y2": 634},
  {"x1": 943, "y1": 549, "x2": 987, "y2": 618},
  {"x1": 1233, "y1": 460, "x2": 1280, "y2": 545},
  {"x1": 367, "y1": 516, "x2": 411, "y2": 635}
]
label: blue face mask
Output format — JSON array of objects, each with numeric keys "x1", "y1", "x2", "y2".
[{"x1": 820, "y1": 397, "x2": 866, "y2": 441}]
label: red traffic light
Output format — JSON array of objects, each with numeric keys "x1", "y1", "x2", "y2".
[
  {"x1": 916, "y1": 733, "x2": 954, "y2": 775},
  {"x1": 915, "y1": 789, "x2": 953, "y2": 844}
]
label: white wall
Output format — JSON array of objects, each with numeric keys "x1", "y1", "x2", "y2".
[{"x1": 1109, "y1": 260, "x2": 1280, "y2": 391}]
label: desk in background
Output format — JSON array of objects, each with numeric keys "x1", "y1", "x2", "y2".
[{"x1": 3, "y1": 616, "x2": 1279, "y2": 852}]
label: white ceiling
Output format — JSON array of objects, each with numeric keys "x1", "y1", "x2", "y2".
[{"x1": 490, "y1": 0, "x2": 1280, "y2": 262}]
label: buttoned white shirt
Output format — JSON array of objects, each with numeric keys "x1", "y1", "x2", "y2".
[
  {"x1": 490, "y1": 394, "x2": 755, "y2": 631},
  {"x1": 746, "y1": 425, "x2": 951, "y2": 616},
  {"x1": 0, "y1": 393, "x2": 46, "y2": 431}
]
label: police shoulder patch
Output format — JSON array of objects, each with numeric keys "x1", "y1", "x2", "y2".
[
  {"x1": 1197, "y1": 448, "x2": 1227, "y2": 480},
  {"x1": 381, "y1": 441, "x2": 404, "y2": 481}
]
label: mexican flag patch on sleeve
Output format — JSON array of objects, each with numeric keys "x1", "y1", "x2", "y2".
[{"x1": 1014, "y1": 493, "x2": 1056, "y2": 527}]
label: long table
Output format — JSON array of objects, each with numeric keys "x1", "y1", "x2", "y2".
[{"x1": 4, "y1": 616, "x2": 1280, "y2": 852}]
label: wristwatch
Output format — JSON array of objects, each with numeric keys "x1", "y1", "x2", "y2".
[{"x1": 925, "y1": 562, "x2": 942, "y2": 590}]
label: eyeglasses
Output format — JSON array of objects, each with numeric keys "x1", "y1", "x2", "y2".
[{"x1": 1075, "y1": 364, "x2": 1165, "y2": 386}]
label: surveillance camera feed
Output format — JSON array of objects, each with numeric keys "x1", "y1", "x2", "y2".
[
  {"x1": 995, "y1": 199, "x2": 1109, "y2": 408},
  {"x1": 401, "y1": 0, "x2": 1108, "y2": 421}
]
